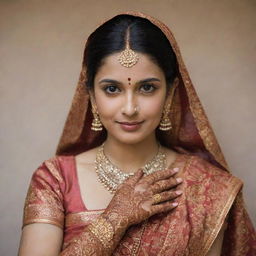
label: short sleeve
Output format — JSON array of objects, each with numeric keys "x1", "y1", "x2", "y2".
[{"x1": 22, "y1": 157, "x2": 65, "y2": 229}]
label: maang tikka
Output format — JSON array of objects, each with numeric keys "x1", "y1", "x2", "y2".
[{"x1": 118, "y1": 30, "x2": 139, "y2": 68}]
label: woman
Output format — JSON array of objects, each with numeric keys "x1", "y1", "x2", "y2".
[{"x1": 18, "y1": 12, "x2": 256, "y2": 255}]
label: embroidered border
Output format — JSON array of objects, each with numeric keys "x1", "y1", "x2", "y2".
[{"x1": 201, "y1": 176, "x2": 243, "y2": 255}]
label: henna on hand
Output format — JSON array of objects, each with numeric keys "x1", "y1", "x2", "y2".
[
  {"x1": 103, "y1": 167, "x2": 183, "y2": 227},
  {"x1": 60, "y1": 168, "x2": 183, "y2": 255}
]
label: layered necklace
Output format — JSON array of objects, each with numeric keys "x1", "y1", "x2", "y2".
[{"x1": 95, "y1": 143, "x2": 167, "y2": 194}]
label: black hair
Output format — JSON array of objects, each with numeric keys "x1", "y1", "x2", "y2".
[{"x1": 83, "y1": 14, "x2": 178, "y2": 90}]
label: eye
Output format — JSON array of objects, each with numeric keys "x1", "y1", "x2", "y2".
[
  {"x1": 103, "y1": 85, "x2": 121, "y2": 94},
  {"x1": 140, "y1": 83, "x2": 156, "y2": 93}
]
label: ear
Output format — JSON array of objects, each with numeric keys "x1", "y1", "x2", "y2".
[
  {"x1": 89, "y1": 90, "x2": 97, "y2": 108},
  {"x1": 173, "y1": 77, "x2": 179, "y2": 88},
  {"x1": 165, "y1": 77, "x2": 179, "y2": 105},
  {"x1": 167, "y1": 77, "x2": 179, "y2": 95}
]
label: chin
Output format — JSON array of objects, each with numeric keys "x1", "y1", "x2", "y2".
[
  {"x1": 107, "y1": 128, "x2": 156, "y2": 145},
  {"x1": 116, "y1": 136, "x2": 146, "y2": 145}
]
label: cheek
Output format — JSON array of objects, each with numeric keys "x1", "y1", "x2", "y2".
[
  {"x1": 140, "y1": 96, "x2": 165, "y2": 118},
  {"x1": 94, "y1": 93, "x2": 120, "y2": 119}
]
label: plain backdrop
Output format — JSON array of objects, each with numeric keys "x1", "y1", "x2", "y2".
[{"x1": 0, "y1": 0, "x2": 255, "y2": 255}]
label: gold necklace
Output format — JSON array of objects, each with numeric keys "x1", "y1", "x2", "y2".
[{"x1": 95, "y1": 143, "x2": 167, "y2": 194}]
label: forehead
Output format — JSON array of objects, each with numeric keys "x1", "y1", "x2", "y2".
[{"x1": 94, "y1": 52, "x2": 165, "y2": 82}]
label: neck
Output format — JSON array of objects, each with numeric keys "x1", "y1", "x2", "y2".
[{"x1": 103, "y1": 134, "x2": 159, "y2": 173}]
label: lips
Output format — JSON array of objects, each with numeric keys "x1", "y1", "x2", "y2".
[
  {"x1": 116, "y1": 120, "x2": 144, "y2": 131},
  {"x1": 117, "y1": 121, "x2": 144, "y2": 125}
]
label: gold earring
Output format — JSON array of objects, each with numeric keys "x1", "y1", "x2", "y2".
[
  {"x1": 159, "y1": 107, "x2": 172, "y2": 131},
  {"x1": 159, "y1": 82, "x2": 178, "y2": 131},
  {"x1": 91, "y1": 106, "x2": 103, "y2": 131}
]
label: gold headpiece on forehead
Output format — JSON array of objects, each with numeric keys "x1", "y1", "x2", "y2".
[{"x1": 118, "y1": 30, "x2": 139, "y2": 68}]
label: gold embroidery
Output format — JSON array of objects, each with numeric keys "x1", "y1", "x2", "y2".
[
  {"x1": 65, "y1": 211, "x2": 104, "y2": 227},
  {"x1": 201, "y1": 176, "x2": 243, "y2": 255},
  {"x1": 23, "y1": 159, "x2": 64, "y2": 229},
  {"x1": 159, "y1": 155, "x2": 191, "y2": 255},
  {"x1": 183, "y1": 156, "x2": 243, "y2": 255},
  {"x1": 130, "y1": 220, "x2": 148, "y2": 255},
  {"x1": 23, "y1": 184, "x2": 64, "y2": 228}
]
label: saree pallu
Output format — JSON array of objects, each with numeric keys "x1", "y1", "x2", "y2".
[{"x1": 23, "y1": 153, "x2": 256, "y2": 255}]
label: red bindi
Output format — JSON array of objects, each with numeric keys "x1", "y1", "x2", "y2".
[{"x1": 128, "y1": 77, "x2": 131, "y2": 85}]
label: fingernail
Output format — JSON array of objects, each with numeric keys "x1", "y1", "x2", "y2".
[
  {"x1": 176, "y1": 177, "x2": 183, "y2": 183},
  {"x1": 173, "y1": 168, "x2": 179, "y2": 173},
  {"x1": 175, "y1": 190, "x2": 182, "y2": 195},
  {"x1": 172, "y1": 202, "x2": 178, "y2": 207}
]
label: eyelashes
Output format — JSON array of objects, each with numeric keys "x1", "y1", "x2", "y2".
[
  {"x1": 140, "y1": 83, "x2": 156, "y2": 93},
  {"x1": 102, "y1": 83, "x2": 158, "y2": 95},
  {"x1": 104, "y1": 85, "x2": 121, "y2": 94}
]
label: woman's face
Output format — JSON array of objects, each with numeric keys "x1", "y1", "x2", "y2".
[{"x1": 92, "y1": 52, "x2": 168, "y2": 145}]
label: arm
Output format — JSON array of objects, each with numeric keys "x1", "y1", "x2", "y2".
[
  {"x1": 18, "y1": 224, "x2": 63, "y2": 256},
  {"x1": 18, "y1": 158, "x2": 124, "y2": 256},
  {"x1": 18, "y1": 211, "x2": 129, "y2": 256},
  {"x1": 60, "y1": 211, "x2": 129, "y2": 255},
  {"x1": 18, "y1": 159, "x2": 65, "y2": 256},
  {"x1": 19, "y1": 162, "x2": 182, "y2": 255}
]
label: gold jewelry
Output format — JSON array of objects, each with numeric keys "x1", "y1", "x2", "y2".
[
  {"x1": 91, "y1": 105, "x2": 103, "y2": 131},
  {"x1": 95, "y1": 144, "x2": 167, "y2": 193},
  {"x1": 159, "y1": 83, "x2": 177, "y2": 131},
  {"x1": 152, "y1": 193, "x2": 162, "y2": 204},
  {"x1": 118, "y1": 30, "x2": 139, "y2": 68},
  {"x1": 88, "y1": 216, "x2": 114, "y2": 249},
  {"x1": 159, "y1": 108, "x2": 172, "y2": 131}
]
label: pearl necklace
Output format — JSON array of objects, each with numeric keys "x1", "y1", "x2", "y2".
[{"x1": 95, "y1": 144, "x2": 167, "y2": 194}]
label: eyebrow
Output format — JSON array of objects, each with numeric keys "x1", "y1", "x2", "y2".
[{"x1": 98, "y1": 77, "x2": 161, "y2": 85}]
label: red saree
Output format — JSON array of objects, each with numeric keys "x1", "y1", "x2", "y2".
[{"x1": 22, "y1": 11, "x2": 256, "y2": 255}]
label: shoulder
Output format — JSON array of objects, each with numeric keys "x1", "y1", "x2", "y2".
[
  {"x1": 30, "y1": 148, "x2": 99, "y2": 187},
  {"x1": 36, "y1": 147, "x2": 99, "y2": 181},
  {"x1": 187, "y1": 155, "x2": 242, "y2": 182},
  {"x1": 30, "y1": 155, "x2": 76, "y2": 186}
]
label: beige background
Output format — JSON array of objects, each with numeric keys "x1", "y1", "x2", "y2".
[{"x1": 0, "y1": 0, "x2": 255, "y2": 254}]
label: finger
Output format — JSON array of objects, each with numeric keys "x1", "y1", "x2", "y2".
[
  {"x1": 151, "y1": 190, "x2": 182, "y2": 205},
  {"x1": 151, "y1": 177, "x2": 183, "y2": 193},
  {"x1": 151, "y1": 201, "x2": 179, "y2": 215},
  {"x1": 125, "y1": 168, "x2": 144, "y2": 186},
  {"x1": 143, "y1": 168, "x2": 179, "y2": 185}
]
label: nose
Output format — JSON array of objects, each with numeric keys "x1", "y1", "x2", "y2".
[{"x1": 121, "y1": 92, "x2": 138, "y2": 117}]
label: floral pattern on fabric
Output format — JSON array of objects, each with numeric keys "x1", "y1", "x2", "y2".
[{"x1": 23, "y1": 158, "x2": 65, "y2": 228}]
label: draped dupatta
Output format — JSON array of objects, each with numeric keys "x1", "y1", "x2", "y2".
[{"x1": 55, "y1": 12, "x2": 256, "y2": 255}]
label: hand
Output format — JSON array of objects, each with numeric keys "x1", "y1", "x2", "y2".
[{"x1": 103, "y1": 168, "x2": 183, "y2": 227}]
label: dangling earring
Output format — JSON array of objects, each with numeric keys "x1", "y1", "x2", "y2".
[
  {"x1": 159, "y1": 104, "x2": 172, "y2": 131},
  {"x1": 159, "y1": 79, "x2": 178, "y2": 131},
  {"x1": 91, "y1": 105, "x2": 103, "y2": 131}
]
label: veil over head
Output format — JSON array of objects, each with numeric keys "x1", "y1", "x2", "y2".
[
  {"x1": 56, "y1": 11, "x2": 227, "y2": 171},
  {"x1": 54, "y1": 12, "x2": 255, "y2": 254}
]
